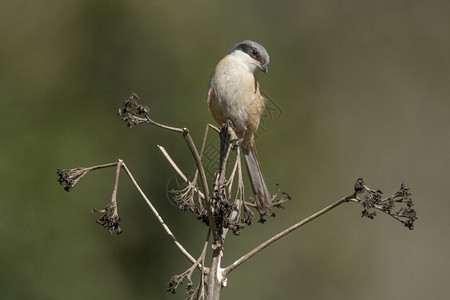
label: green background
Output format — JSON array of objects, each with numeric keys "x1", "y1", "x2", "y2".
[{"x1": 1, "y1": 0, "x2": 449, "y2": 299}]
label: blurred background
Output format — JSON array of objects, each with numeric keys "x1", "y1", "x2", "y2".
[{"x1": 1, "y1": 0, "x2": 449, "y2": 299}]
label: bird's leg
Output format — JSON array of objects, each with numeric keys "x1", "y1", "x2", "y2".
[
  {"x1": 224, "y1": 119, "x2": 235, "y2": 131},
  {"x1": 231, "y1": 123, "x2": 247, "y2": 150},
  {"x1": 220, "y1": 119, "x2": 243, "y2": 149},
  {"x1": 219, "y1": 120, "x2": 234, "y2": 164}
]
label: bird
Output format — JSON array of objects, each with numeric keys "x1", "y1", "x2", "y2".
[{"x1": 206, "y1": 40, "x2": 272, "y2": 215}]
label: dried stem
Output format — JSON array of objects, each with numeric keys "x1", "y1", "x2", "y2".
[
  {"x1": 205, "y1": 124, "x2": 239, "y2": 299},
  {"x1": 168, "y1": 228, "x2": 211, "y2": 296},
  {"x1": 179, "y1": 128, "x2": 219, "y2": 241},
  {"x1": 57, "y1": 92, "x2": 417, "y2": 300},
  {"x1": 158, "y1": 145, "x2": 205, "y2": 200},
  {"x1": 119, "y1": 93, "x2": 220, "y2": 243},
  {"x1": 93, "y1": 160, "x2": 123, "y2": 234},
  {"x1": 119, "y1": 161, "x2": 200, "y2": 267},
  {"x1": 110, "y1": 160, "x2": 121, "y2": 214},
  {"x1": 57, "y1": 162, "x2": 117, "y2": 191},
  {"x1": 222, "y1": 194, "x2": 354, "y2": 277}
]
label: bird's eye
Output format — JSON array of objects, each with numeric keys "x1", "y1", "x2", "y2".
[{"x1": 251, "y1": 48, "x2": 258, "y2": 56}]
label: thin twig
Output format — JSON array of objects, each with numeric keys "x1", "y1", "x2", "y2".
[
  {"x1": 222, "y1": 194, "x2": 356, "y2": 277},
  {"x1": 192, "y1": 228, "x2": 211, "y2": 294},
  {"x1": 226, "y1": 153, "x2": 240, "y2": 197},
  {"x1": 57, "y1": 162, "x2": 118, "y2": 191},
  {"x1": 111, "y1": 159, "x2": 123, "y2": 214},
  {"x1": 120, "y1": 94, "x2": 219, "y2": 242},
  {"x1": 193, "y1": 228, "x2": 211, "y2": 273},
  {"x1": 90, "y1": 162, "x2": 119, "y2": 170},
  {"x1": 168, "y1": 228, "x2": 211, "y2": 296},
  {"x1": 221, "y1": 148, "x2": 243, "y2": 240},
  {"x1": 196, "y1": 229, "x2": 211, "y2": 299},
  {"x1": 188, "y1": 124, "x2": 221, "y2": 210},
  {"x1": 120, "y1": 161, "x2": 200, "y2": 268},
  {"x1": 182, "y1": 129, "x2": 220, "y2": 243},
  {"x1": 89, "y1": 161, "x2": 124, "y2": 234},
  {"x1": 157, "y1": 145, "x2": 205, "y2": 199},
  {"x1": 145, "y1": 116, "x2": 186, "y2": 133},
  {"x1": 110, "y1": 161, "x2": 121, "y2": 218}
]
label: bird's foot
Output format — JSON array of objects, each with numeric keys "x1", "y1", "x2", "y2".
[{"x1": 230, "y1": 123, "x2": 247, "y2": 150}]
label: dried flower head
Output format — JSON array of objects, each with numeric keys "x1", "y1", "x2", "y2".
[
  {"x1": 118, "y1": 93, "x2": 150, "y2": 127},
  {"x1": 92, "y1": 203, "x2": 123, "y2": 235},
  {"x1": 354, "y1": 178, "x2": 418, "y2": 230},
  {"x1": 167, "y1": 271, "x2": 195, "y2": 295},
  {"x1": 57, "y1": 167, "x2": 90, "y2": 191}
]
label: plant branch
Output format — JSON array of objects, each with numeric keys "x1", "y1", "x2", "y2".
[
  {"x1": 223, "y1": 194, "x2": 355, "y2": 277},
  {"x1": 57, "y1": 92, "x2": 418, "y2": 300},
  {"x1": 223, "y1": 178, "x2": 418, "y2": 277},
  {"x1": 119, "y1": 161, "x2": 200, "y2": 267},
  {"x1": 168, "y1": 228, "x2": 211, "y2": 296},
  {"x1": 158, "y1": 145, "x2": 205, "y2": 200},
  {"x1": 57, "y1": 162, "x2": 118, "y2": 191},
  {"x1": 119, "y1": 93, "x2": 220, "y2": 243}
]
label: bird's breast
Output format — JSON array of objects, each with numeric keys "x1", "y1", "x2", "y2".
[{"x1": 208, "y1": 55, "x2": 265, "y2": 138}]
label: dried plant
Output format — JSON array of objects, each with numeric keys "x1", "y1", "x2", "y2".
[
  {"x1": 57, "y1": 93, "x2": 418, "y2": 299},
  {"x1": 354, "y1": 178, "x2": 417, "y2": 229}
]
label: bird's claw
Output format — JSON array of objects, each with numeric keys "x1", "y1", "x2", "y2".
[{"x1": 231, "y1": 137, "x2": 244, "y2": 150}]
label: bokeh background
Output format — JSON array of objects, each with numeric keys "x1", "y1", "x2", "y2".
[{"x1": 1, "y1": 0, "x2": 449, "y2": 299}]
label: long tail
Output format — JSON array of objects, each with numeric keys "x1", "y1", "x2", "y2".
[{"x1": 243, "y1": 144, "x2": 272, "y2": 214}]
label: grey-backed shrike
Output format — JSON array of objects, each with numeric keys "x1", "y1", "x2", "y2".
[{"x1": 206, "y1": 40, "x2": 272, "y2": 214}]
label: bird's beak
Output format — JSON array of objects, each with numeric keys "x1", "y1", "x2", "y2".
[{"x1": 260, "y1": 64, "x2": 268, "y2": 74}]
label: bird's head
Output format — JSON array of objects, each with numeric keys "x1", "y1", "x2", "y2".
[{"x1": 228, "y1": 40, "x2": 270, "y2": 74}]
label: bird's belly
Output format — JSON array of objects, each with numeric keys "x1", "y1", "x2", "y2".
[
  {"x1": 208, "y1": 62, "x2": 264, "y2": 137},
  {"x1": 213, "y1": 89, "x2": 249, "y2": 133}
]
